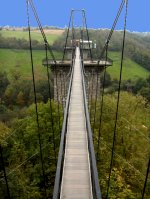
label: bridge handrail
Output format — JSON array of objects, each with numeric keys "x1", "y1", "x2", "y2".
[
  {"x1": 53, "y1": 57, "x2": 75, "y2": 199},
  {"x1": 80, "y1": 52, "x2": 102, "y2": 199},
  {"x1": 101, "y1": 57, "x2": 113, "y2": 65},
  {"x1": 42, "y1": 58, "x2": 113, "y2": 63}
]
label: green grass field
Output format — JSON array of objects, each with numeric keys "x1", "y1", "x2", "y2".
[
  {"x1": 0, "y1": 49, "x2": 149, "y2": 81},
  {"x1": 0, "y1": 30, "x2": 60, "y2": 44},
  {"x1": 0, "y1": 49, "x2": 62, "y2": 79},
  {"x1": 107, "y1": 52, "x2": 150, "y2": 80},
  {"x1": 0, "y1": 29, "x2": 149, "y2": 81}
]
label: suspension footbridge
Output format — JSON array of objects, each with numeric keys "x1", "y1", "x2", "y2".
[
  {"x1": 0, "y1": 0, "x2": 149, "y2": 199},
  {"x1": 60, "y1": 47, "x2": 93, "y2": 199}
]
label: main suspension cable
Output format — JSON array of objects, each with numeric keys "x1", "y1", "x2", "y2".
[
  {"x1": 106, "y1": 1, "x2": 128, "y2": 198},
  {"x1": 98, "y1": 0, "x2": 125, "y2": 64},
  {"x1": 28, "y1": 0, "x2": 56, "y2": 64},
  {"x1": 26, "y1": 1, "x2": 47, "y2": 197}
]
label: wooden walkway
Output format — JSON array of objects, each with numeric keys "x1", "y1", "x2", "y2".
[{"x1": 60, "y1": 47, "x2": 93, "y2": 199}]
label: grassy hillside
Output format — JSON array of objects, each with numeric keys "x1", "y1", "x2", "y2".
[
  {"x1": 0, "y1": 29, "x2": 63, "y2": 79},
  {"x1": 0, "y1": 49, "x2": 149, "y2": 81},
  {"x1": 0, "y1": 48, "x2": 62, "y2": 79},
  {"x1": 0, "y1": 29, "x2": 150, "y2": 81},
  {"x1": 0, "y1": 29, "x2": 63, "y2": 44},
  {"x1": 107, "y1": 52, "x2": 150, "y2": 80}
]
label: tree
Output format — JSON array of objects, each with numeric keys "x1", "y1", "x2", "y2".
[
  {"x1": 0, "y1": 122, "x2": 10, "y2": 147},
  {"x1": 91, "y1": 92, "x2": 150, "y2": 198},
  {"x1": 0, "y1": 71, "x2": 9, "y2": 99},
  {"x1": 0, "y1": 100, "x2": 63, "y2": 198},
  {"x1": 4, "y1": 85, "x2": 15, "y2": 107},
  {"x1": 139, "y1": 87, "x2": 150, "y2": 102},
  {"x1": 16, "y1": 91, "x2": 25, "y2": 106}
]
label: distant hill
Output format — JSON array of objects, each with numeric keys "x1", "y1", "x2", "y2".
[
  {"x1": 0, "y1": 28, "x2": 150, "y2": 80},
  {"x1": 52, "y1": 29, "x2": 150, "y2": 79},
  {"x1": 88, "y1": 29, "x2": 150, "y2": 71},
  {"x1": 0, "y1": 28, "x2": 64, "y2": 44}
]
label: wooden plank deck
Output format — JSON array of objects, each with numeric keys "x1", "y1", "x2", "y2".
[{"x1": 60, "y1": 47, "x2": 93, "y2": 199}]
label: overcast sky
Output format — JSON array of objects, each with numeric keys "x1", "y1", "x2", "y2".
[{"x1": 0, "y1": 0, "x2": 150, "y2": 32}]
